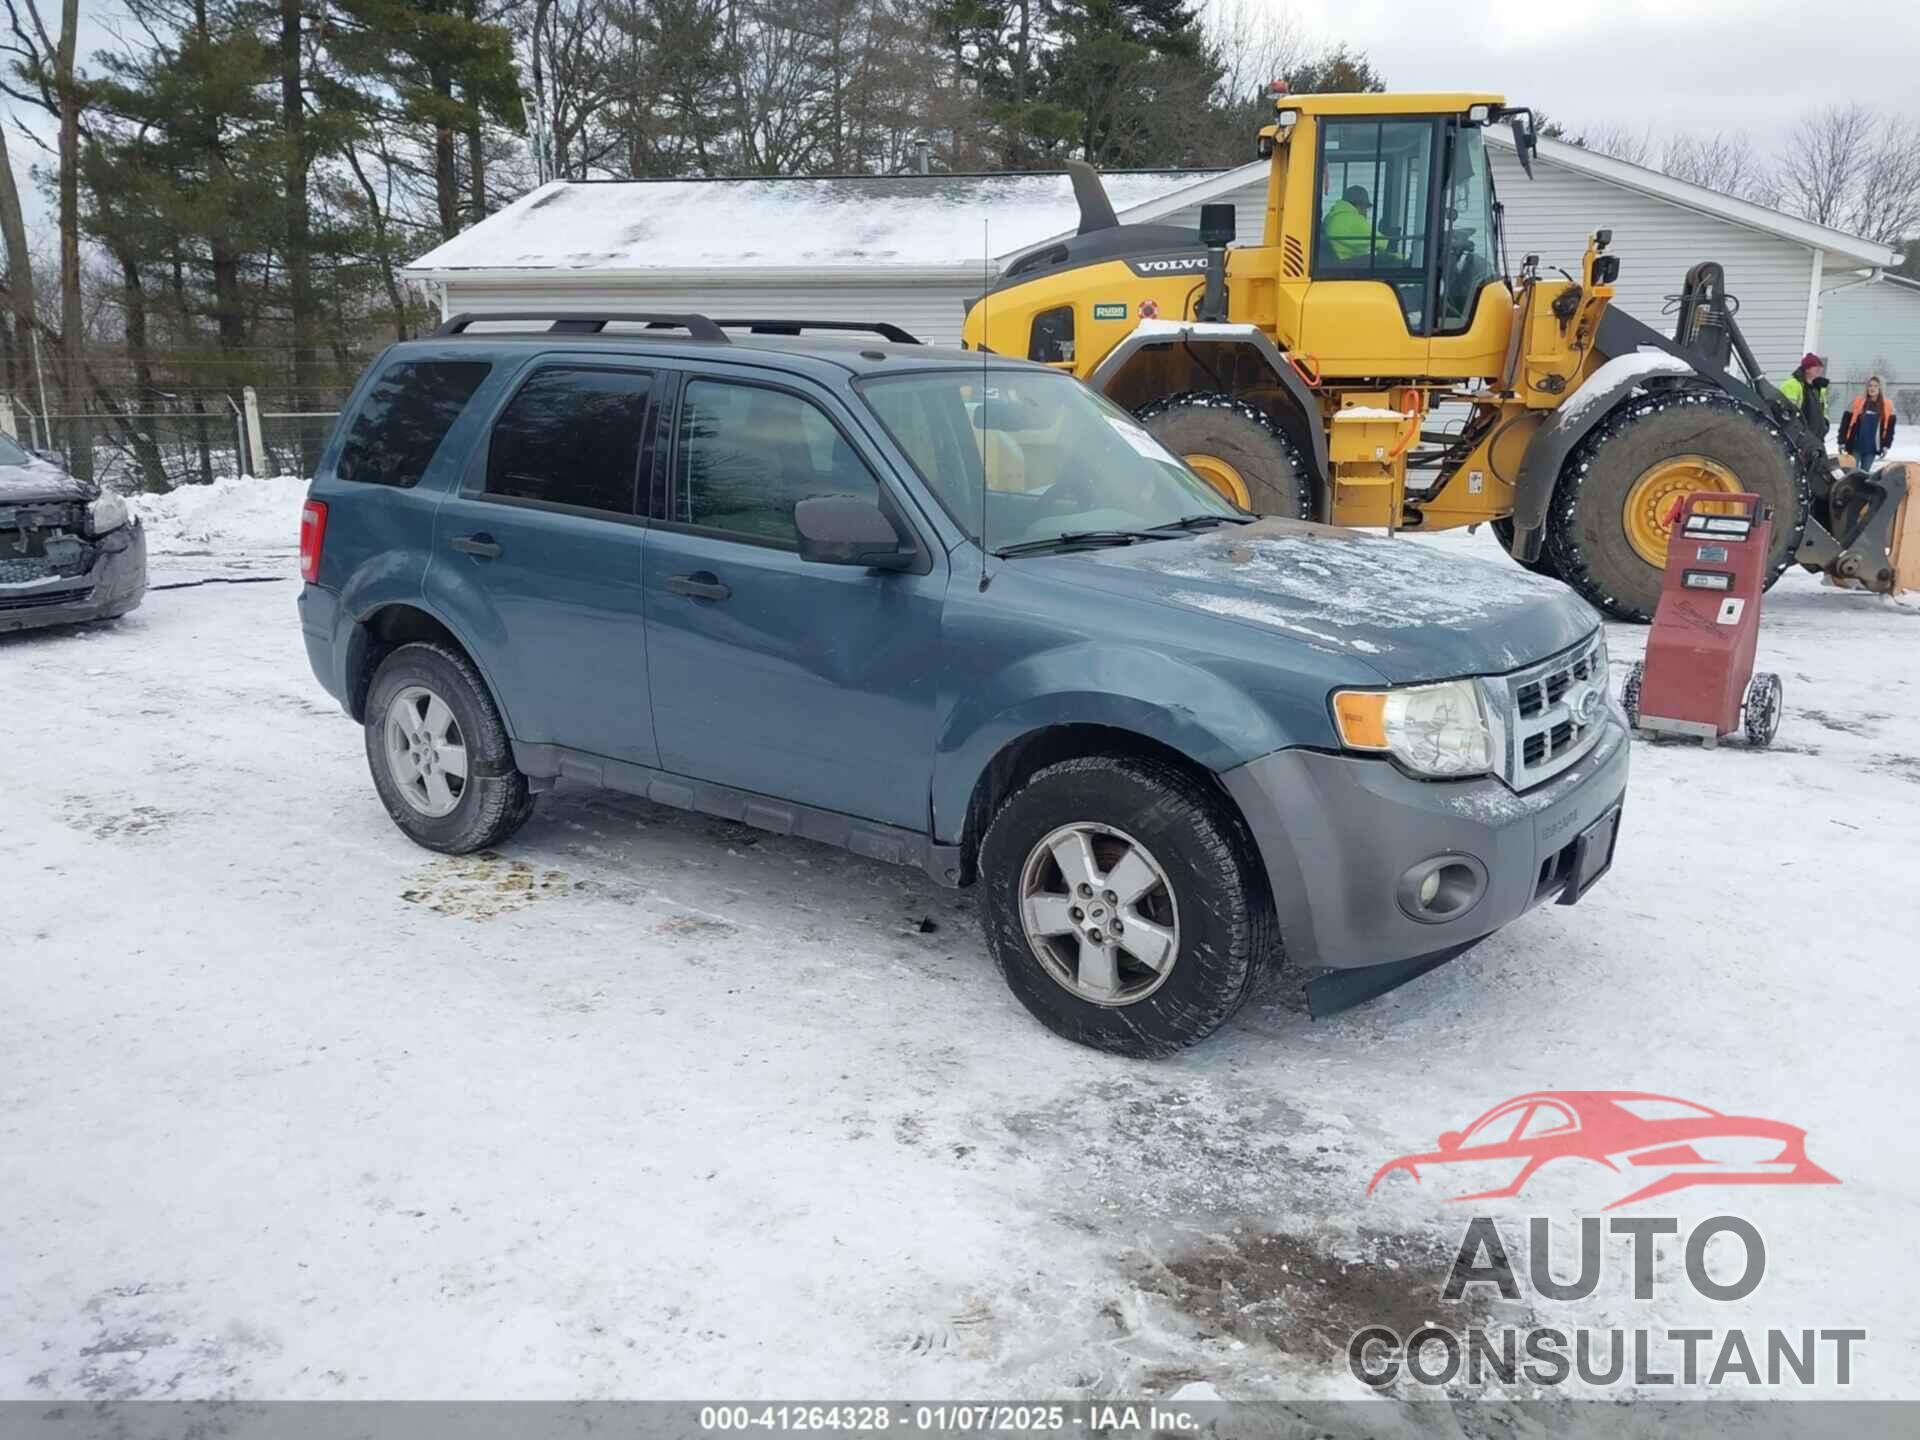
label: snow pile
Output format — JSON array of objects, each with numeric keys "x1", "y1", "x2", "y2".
[{"x1": 134, "y1": 474, "x2": 309, "y2": 582}]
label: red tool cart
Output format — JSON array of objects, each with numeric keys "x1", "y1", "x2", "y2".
[{"x1": 1623, "y1": 491, "x2": 1782, "y2": 747}]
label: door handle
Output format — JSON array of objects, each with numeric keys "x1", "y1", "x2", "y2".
[
  {"x1": 666, "y1": 572, "x2": 731, "y2": 601},
  {"x1": 449, "y1": 532, "x2": 503, "y2": 559}
]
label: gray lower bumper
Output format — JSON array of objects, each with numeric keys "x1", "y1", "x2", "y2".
[
  {"x1": 0, "y1": 520, "x2": 147, "y2": 635},
  {"x1": 1220, "y1": 713, "x2": 1630, "y2": 972}
]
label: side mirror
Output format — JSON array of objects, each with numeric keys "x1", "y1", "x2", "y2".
[
  {"x1": 1438, "y1": 1130, "x2": 1464, "y2": 1153},
  {"x1": 1199, "y1": 202, "x2": 1236, "y2": 247},
  {"x1": 794, "y1": 495, "x2": 914, "y2": 570},
  {"x1": 1508, "y1": 109, "x2": 1537, "y2": 179}
]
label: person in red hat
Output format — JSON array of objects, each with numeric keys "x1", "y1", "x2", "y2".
[{"x1": 1777, "y1": 353, "x2": 1830, "y2": 439}]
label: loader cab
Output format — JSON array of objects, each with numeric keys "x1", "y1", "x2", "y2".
[{"x1": 1288, "y1": 97, "x2": 1512, "y2": 378}]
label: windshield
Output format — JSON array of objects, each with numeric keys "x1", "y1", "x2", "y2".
[
  {"x1": 856, "y1": 368, "x2": 1239, "y2": 553},
  {"x1": 0, "y1": 433, "x2": 30, "y2": 466}
]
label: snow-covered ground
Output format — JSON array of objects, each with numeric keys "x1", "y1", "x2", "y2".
[{"x1": 3, "y1": 473, "x2": 1918, "y2": 1413}]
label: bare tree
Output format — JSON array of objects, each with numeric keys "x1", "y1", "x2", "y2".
[
  {"x1": 0, "y1": 121, "x2": 35, "y2": 362},
  {"x1": 1570, "y1": 122, "x2": 1658, "y2": 168},
  {"x1": 1774, "y1": 103, "x2": 1877, "y2": 228},
  {"x1": 1661, "y1": 130, "x2": 1777, "y2": 205},
  {"x1": 4, "y1": 0, "x2": 87, "y2": 476}
]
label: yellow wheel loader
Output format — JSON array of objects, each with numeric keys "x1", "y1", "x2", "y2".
[{"x1": 961, "y1": 91, "x2": 1917, "y2": 620}]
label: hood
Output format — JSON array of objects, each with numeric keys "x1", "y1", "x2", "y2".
[
  {"x1": 0, "y1": 457, "x2": 96, "y2": 506},
  {"x1": 1036, "y1": 518, "x2": 1599, "y2": 683}
]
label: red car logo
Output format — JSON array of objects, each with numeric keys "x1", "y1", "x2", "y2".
[{"x1": 1367, "y1": 1091, "x2": 1839, "y2": 1210}]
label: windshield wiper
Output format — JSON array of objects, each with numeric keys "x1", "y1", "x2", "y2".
[
  {"x1": 993, "y1": 530, "x2": 1160, "y2": 558},
  {"x1": 1148, "y1": 513, "x2": 1256, "y2": 532}
]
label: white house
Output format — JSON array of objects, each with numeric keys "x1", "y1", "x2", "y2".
[
  {"x1": 406, "y1": 134, "x2": 1901, "y2": 374},
  {"x1": 1819, "y1": 272, "x2": 1920, "y2": 412}
]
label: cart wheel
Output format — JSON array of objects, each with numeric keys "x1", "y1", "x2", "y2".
[
  {"x1": 1621, "y1": 661, "x2": 1644, "y2": 730},
  {"x1": 1744, "y1": 672, "x2": 1783, "y2": 748}
]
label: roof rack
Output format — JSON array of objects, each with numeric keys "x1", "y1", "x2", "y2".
[
  {"x1": 712, "y1": 319, "x2": 922, "y2": 344},
  {"x1": 434, "y1": 311, "x2": 731, "y2": 342},
  {"x1": 431, "y1": 312, "x2": 924, "y2": 346}
]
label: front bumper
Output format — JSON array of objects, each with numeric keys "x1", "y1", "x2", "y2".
[
  {"x1": 1220, "y1": 710, "x2": 1630, "y2": 974},
  {"x1": 0, "y1": 519, "x2": 147, "y2": 634}
]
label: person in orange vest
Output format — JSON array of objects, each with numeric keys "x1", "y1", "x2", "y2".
[{"x1": 1837, "y1": 375, "x2": 1897, "y2": 472}]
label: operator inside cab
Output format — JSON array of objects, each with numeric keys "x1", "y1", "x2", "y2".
[{"x1": 1323, "y1": 185, "x2": 1398, "y2": 263}]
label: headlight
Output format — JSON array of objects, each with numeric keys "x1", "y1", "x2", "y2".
[
  {"x1": 1332, "y1": 678, "x2": 1493, "y2": 778},
  {"x1": 86, "y1": 494, "x2": 129, "y2": 536}
]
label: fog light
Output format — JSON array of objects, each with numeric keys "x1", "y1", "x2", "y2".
[{"x1": 1397, "y1": 854, "x2": 1488, "y2": 924}]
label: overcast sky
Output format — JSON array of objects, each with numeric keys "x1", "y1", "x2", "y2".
[
  {"x1": 5, "y1": 0, "x2": 1917, "y2": 242},
  {"x1": 1276, "y1": 0, "x2": 1919, "y2": 151}
]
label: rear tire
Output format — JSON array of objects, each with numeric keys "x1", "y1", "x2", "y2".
[
  {"x1": 364, "y1": 641, "x2": 534, "y2": 854},
  {"x1": 1136, "y1": 392, "x2": 1313, "y2": 520},
  {"x1": 977, "y1": 755, "x2": 1277, "y2": 1056},
  {"x1": 1545, "y1": 389, "x2": 1807, "y2": 622}
]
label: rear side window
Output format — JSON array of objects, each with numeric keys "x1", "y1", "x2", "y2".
[
  {"x1": 485, "y1": 367, "x2": 653, "y2": 515},
  {"x1": 335, "y1": 360, "x2": 491, "y2": 488}
]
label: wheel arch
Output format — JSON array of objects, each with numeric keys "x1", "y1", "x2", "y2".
[
  {"x1": 1084, "y1": 325, "x2": 1329, "y2": 504},
  {"x1": 346, "y1": 601, "x2": 502, "y2": 727},
  {"x1": 949, "y1": 719, "x2": 1258, "y2": 887}
]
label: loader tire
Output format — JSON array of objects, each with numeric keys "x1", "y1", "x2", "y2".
[
  {"x1": 1491, "y1": 516, "x2": 1561, "y2": 578},
  {"x1": 1136, "y1": 393, "x2": 1313, "y2": 520},
  {"x1": 1544, "y1": 389, "x2": 1807, "y2": 622}
]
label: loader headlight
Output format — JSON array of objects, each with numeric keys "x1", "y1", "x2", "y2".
[
  {"x1": 1333, "y1": 678, "x2": 1494, "y2": 778},
  {"x1": 85, "y1": 494, "x2": 129, "y2": 536}
]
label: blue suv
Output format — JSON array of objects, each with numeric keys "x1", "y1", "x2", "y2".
[{"x1": 299, "y1": 313, "x2": 1628, "y2": 1055}]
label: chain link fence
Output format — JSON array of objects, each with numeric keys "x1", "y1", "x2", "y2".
[{"x1": 5, "y1": 391, "x2": 345, "y2": 490}]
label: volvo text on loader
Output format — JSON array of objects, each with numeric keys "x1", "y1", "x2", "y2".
[{"x1": 961, "y1": 90, "x2": 1916, "y2": 620}]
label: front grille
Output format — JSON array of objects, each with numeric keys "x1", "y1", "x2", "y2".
[
  {"x1": 0, "y1": 556, "x2": 64, "y2": 584},
  {"x1": 1491, "y1": 630, "x2": 1609, "y2": 790},
  {"x1": 0, "y1": 585, "x2": 91, "y2": 612}
]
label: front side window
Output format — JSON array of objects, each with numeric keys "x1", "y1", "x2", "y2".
[
  {"x1": 0, "y1": 433, "x2": 31, "y2": 466},
  {"x1": 336, "y1": 359, "x2": 491, "y2": 488},
  {"x1": 857, "y1": 367, "x2": 1237, "y2": 553},
  {"x1": 1464, "y1": 1107, "x2": 1528, "y2": 1148},
  {"x1": 485, "y1": 367, "x2": 652, "y2": 514},
  {"x1": 674, "y1": 380, "x2": 881, "y2": 545},
  {"x1": 1318, "y1": 117, "x2": 1436, "y2": 328}
]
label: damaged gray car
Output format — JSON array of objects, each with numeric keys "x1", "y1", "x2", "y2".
[{"x1": 0, "y1": 435, "x2": 146, "y2": 634}]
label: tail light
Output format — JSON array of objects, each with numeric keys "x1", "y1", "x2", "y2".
[{"x1": 299, "y1": 499, "x2": 328, "y2": 582}]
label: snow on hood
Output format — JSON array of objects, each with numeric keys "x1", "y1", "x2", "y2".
[
  {"x1": 1050, "y1": 519, "x2": 1598, "y2": 681},
  {"x1": 0, "y1": 455, "x2": 96, "y2": 505}
]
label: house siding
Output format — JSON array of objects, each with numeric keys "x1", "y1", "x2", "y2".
[
  {"x1": 440, "y1": 277, "x2": 982, "y2": 348},
  {"x1": 1174, "y1": 150, "x2": 1817, "y2": 377},
  {"x1": 1820, "y1": 278, "x2": 1920, "y2": 413}
]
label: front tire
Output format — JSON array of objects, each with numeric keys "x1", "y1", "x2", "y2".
[
  {"x1": 1136, "y1": 392, "x2": 1313, "y2": 520},
  {"x1": 1544, "y1": 389, "x2": 1807, "y2": 622},
  {"x1": 976, "y1": 756, "x2": 1277, "y2": 1056},
  {"x1": 364, "y1": 641, "x2": 533, "y2": 854}
]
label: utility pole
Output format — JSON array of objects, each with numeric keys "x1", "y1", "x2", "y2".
[{"x1": 30, "y1": 324, "x2": 49, "y2": 445}]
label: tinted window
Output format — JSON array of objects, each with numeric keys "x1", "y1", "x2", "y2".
[
  {"x1": 486, "y1": 367, "x2": 652, "y2": 514},
  {"x1": 336, "y1": 360, "x2": 490, "y2": 488},
  {"x1": 674, "y1": 381, "x2": 879, "y2": 544}
]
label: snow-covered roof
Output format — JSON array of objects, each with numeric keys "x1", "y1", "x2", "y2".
[{"x1": 406, "y1": 171, "x2": 1214, "y2": 279}]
